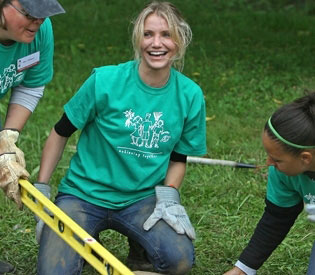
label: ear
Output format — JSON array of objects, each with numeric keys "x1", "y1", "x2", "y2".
[{"x1": 300, "y1": 151, "x2": 313, "y2": 165}]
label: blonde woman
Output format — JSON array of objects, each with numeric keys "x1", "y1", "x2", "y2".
[{"x1": 36, "y1": 2, "x2": 206, "y2": 274}]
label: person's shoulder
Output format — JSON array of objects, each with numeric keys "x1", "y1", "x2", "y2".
[
  {"x1": 269, "y1": 166, "x2": 288, "y2": 180},
  {"x1": 35, "y1": 18, "x2": 53, "y2": 42},
  {"x1": 172, "y1": 69, "x2": 204, "y2": 101},
  {"x1": 173, "y1": 69, "x2": 202, "y2": 92},
  {"x1": 268, "y1": 166, "x2": 302, "y2": 185},
  {"x1": 173, "y1": 69, "x2": 196, "y2": 83},
  {"x1": 39, "y1": 18, "x2": 53, "y2": 32},
  {"x1": 92, "y1": 60, "x2": 135, "y2": 77}
]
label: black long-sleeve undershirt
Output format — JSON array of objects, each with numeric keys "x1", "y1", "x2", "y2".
[{"x1": 239, "y1": 198, "x2": 304, "y2": 270}]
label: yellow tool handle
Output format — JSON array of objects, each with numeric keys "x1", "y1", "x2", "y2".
[{"x1": 19, "y1": 179, "x2": 134, "y2": 275}]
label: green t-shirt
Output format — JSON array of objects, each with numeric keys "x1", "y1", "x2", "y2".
[
  {"x1": 267, "y1": 166, "x2": 315, "y2": 207},
  {"x1": 0, "y1": 18, "x2": 54, "y2": 98},
  {"x1": 59, "y1": 60, "x2": 207, "y2": 209}
]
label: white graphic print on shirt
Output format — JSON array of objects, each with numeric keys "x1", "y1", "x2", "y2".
[
  {"x1": 305, "y1": 193, "x2": 315, "y2": 204},
  {"x1": 118, "y1": 109, "x2": 171, "y2": 160},
  {"x1": 0, "y1": 64, "x2": 24, "y2": 95},
  {"x1": 124, "y1": 109, "x2": 171, "y2": 149}
]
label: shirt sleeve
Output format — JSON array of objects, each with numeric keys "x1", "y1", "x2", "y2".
[
  {"x1": 267, "y1": 166, "x2": 303, "y2": 207},
  {"x1": 64, "y1": 71, "x2": 97, "y2": 129},
  {"x1": 21, "y1": 18, "x2": 54, "y2": 88},
  {"x1": 238, "y1": 198, "x2": 303, "y2": 270},
  {"x1": 10, "y1": 85, "x2": 44, "y2": 112},
  {"x1": 173, "y1": 87, "x2": 207, "y2": 156}
]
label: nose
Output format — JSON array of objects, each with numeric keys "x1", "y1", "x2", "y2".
[{"x1": 152, "y1": 35, "x2": 162, "y2": 47}]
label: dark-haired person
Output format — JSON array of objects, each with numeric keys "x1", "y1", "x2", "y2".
[
  {"x1": 35, "y1": 1, "x2": 206, "y2": 274},
  {"x1": 224, "y1": 92, "x2": 315, "y2": 275},
  {"x1": 0, "y1": 0, "x2": 64, "y2": 273}
]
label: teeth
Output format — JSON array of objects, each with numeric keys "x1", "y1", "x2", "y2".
[{"x1": 149, "y1": 51, "x2": 166, "y2": 56}]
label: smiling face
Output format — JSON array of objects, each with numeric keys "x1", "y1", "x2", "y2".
[
  {"x1": 262, "y1": 130, "x2": 314, "y2": 176},
  {"x1": 139, "y1": 13, "x2": 177, "y2": 74},
  {"x1": 1, "y1": 0, "x2": 44, "y2": 44}
]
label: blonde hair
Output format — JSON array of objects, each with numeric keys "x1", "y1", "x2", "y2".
[{"x1": 131, "y1": 1, "x2": 192, "y2": 72}]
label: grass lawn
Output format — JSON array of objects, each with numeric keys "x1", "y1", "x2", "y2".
[{"x1": 1, "y1": 0, "x2": 315, "y2": 274}]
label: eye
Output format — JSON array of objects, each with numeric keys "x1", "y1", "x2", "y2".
[
  {"x1": 268, "y1": 155, "x2": 281, "y2": 163},
  {"x1": 162, "y1": 31, "x2": 171, "y2": 38},
  {"x1": 144, "y1": 31, "x2": 152, "y2": 37}
]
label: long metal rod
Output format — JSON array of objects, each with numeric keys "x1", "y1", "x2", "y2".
[
  {"x1": 19, "y1": 179, "x2": 134, "y2": 275},
  {"x1": 187, "y1": 156, "x2": 256, "y2": 168}
]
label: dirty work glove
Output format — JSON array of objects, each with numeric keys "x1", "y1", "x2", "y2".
[
  {"x1": 305, "y1": 204, "x2": 315, "y2": 222},
  {"x1": 143, "y1": 186, "x2": 196, "y2": 240},
  {"x1": 0, "y1": 153, "x2": 30, "y2": 209},
  {"x1": 0, "y1": 129, "x2": 26, "y2": 167},
  {"x1": 34, "y1": 182, "x2": 51, "y2": 244}
]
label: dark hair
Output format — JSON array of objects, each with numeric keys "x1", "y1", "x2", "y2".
[
  {"x1": 0, "y1": 0, "x2": 10, "y2": 29},
  {"x1": 264, "y1": 91, "x2": 315, "y2": 155}
]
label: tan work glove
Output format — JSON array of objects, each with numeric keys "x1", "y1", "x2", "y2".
[
  {"x1": 0, "y1": 129, "x2": 26, "y2": 167},
  {"x1": 0, "y1": 153, "x2": 30, "y2": 209}
]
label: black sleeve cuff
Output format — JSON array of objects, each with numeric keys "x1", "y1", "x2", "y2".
[
  {"x1": 170, "y1": 151, "x2": 187, "y2": 163},
  {"x1": 54, "y1": 113, "x2": 77, "y2": 137}
]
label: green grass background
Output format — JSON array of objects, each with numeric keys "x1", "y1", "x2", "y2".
[{"x1": 1, "y1": 0, "x2": 315, "y2": 274}]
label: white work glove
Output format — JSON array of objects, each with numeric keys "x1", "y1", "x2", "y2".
[
  {"x1": 305, "y1": 204, "x2": 315, "y2": 222},
  {"x1": 0, "y1": 129, "x2": 26, "y2": 167},
  {"x1": 143, "y1": 186, "x2": 196, "y2": 240},
  {"x1": 0, "y1": 153, "x2": 30, "y2": 209},
  {"x1": 34, "y1": 182, "x2": 51, "y2": 243}
]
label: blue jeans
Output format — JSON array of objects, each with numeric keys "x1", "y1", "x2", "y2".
[
  {"x1": 37, "y1": 193, "x2": 194, "y2": 275},
  {"x1": 307, "y1": 241, "x2": 315, "y2": 275}
]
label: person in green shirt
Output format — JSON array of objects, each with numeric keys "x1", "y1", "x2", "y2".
[
  {"x1": 225, "y1": 91, "x2": 315, "y2": 275},
  {"x1": 35, "y1": 1, "x2": 207, "y2": 274},
  {"x1": 0, "y1": 0, "x2": 64, "y2": 273}
]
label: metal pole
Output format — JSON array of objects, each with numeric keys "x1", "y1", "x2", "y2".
[{"x1": 187, "y1": 156, "x2": 256, "y2": 168}]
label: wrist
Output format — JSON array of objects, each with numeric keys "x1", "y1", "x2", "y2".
[
  {"x1": 167, "y1": 184, "x2": 178, "y2": 189},
  {"x1": 0, "y1": 129, "x2": 20, "y2": 142},
  {"x1": 34, "y1": 182, "x2": 51, "y2": 199},
  {"x1": 34, "y1": 181, "x2": 49, "y2": 185},
  {"x1": 235, "y1": 261, "x2": 257, "y2": 275},
  {"x1": 3, "y1": 128, "x2": 19, "y2": 132},
  {"x1": 155, "y1": 185, "x2": 180, "y2": 203}
]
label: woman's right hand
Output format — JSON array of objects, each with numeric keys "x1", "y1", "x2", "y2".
[
  {"x1": 223, "y1": 267, "x2": 246, "y2": 275},
  {"x1": 305, "y1": 204, "x2": 315, "y2": 222}
]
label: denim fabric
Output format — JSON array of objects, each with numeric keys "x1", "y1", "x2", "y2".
[
  {"x1": 37, "y1": 193, "x2": 194, "y2": 275},
  {"x1": 307, "y1": 241, "x2": 315, "y2": 275}
]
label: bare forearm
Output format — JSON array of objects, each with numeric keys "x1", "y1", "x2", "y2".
[
  {"x1": 4, "y1": 104, "x2": 32, "y2": 132},
  {"x1": 164, "y1": 161, "x2": 186, "y2": 189},
  {"x1": 37, "y1": 128, "x2": 68, "y2": 183}
]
